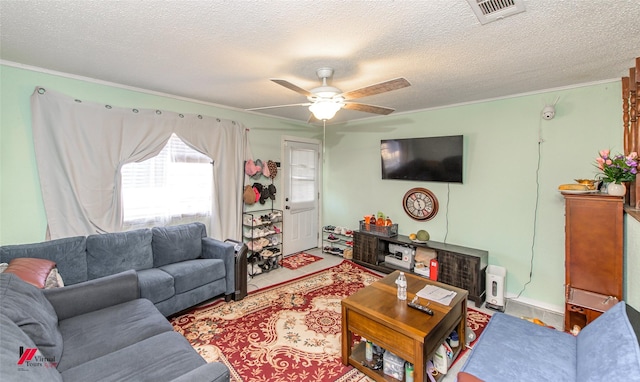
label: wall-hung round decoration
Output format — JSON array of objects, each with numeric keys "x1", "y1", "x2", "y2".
[{"x1": 402, "y1": 187, "x2": 439, "y2": 221}]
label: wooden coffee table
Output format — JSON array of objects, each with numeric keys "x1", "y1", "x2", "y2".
[{"x1": 342, "y1": 271, "x2": 468, "y2": 382}]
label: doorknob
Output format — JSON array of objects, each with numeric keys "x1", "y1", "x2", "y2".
[{"x1": 285, "y1": 206, "x2": 290, "y2": 210}]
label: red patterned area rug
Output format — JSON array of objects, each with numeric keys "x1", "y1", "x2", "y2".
[
  {"x1": 170, "y1": 261, "x2": 492, "y2": 382},
  {"x1": 451, "y1": 308, "x2": 491, "y2": 366},
  {"x1": 171, "y1": 260, "x2": 380, "y2": 382},
  {"x1": 279, "y1": 252, "x2": 323, "y2": 270}
]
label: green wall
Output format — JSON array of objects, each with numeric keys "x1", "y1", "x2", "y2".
[
  {"x1": 0, "y1": 64, "x2": 313, "y2": 244},
  {"x1": 2, "y1": 63, "x2": 636, "y2": 312},
  {"x1": 626, "y1": 216, "x2": 640, "y2": 310},
  {"x1": 323, "y1": 82, "x2": 627, "y2": 311}
]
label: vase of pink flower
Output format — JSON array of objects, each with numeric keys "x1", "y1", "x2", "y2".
[{"x1": 595, "y1": 149, "x2": 639, "y2": 196}]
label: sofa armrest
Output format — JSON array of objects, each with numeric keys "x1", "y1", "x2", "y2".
[
  {"x1": 201, "y1": 238, "x2": 235, "y2": 296},
  {"x1": 43, "y1": 270, "x2": 139, "y2": 321},
  {"x1": 170, "y1": 363, "x2": 230, "y2": 382}
]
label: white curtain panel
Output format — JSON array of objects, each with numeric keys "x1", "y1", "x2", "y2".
[{"x1": 31, "y1": 87, "x2": 245, "y2": 241}]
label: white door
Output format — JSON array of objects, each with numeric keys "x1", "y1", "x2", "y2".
[{"x1": 282, "y1": 137, "x2": 321, "y2": 255}]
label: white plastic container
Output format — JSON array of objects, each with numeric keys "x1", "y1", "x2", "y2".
[
  {"x1": 383, "y1": 350, "x2": 404, "y2": 380},
  {"x1": 486, "y1": 265, "x2": 506, "y2": 312},
  {"x1": 433, "y1": 341, "x2": 453, "y2": 375}
]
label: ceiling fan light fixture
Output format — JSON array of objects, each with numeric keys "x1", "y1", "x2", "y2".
[
  {"x1": 309, "y1": 100, "x2": 343, "y2": 120},
  {"x1": 309, "y1": 100, "x2": 342, "y2": 121}
]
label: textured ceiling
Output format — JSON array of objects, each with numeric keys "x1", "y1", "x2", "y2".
[{"x1": 1, "y1": 0, "x2": 639, "y2": 124}]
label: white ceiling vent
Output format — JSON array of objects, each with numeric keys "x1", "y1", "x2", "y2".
[{"x1": 466, "y1": 0, "x2": 526, "y2": 25}]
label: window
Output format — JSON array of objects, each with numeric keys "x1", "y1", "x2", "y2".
[
  {"x1": 121, "y1": 134, "x2": 212, "y2": 231},
  {"x1": 289, "y1": 148, "x2": 316, "y2": 211}
]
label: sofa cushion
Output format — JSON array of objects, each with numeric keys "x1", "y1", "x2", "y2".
[
  {"x1": 0, "y1": 273, "x2": 63, "y2": 364},
  {"x1": 0, "y1": 236, "x2": 88, "y2": 285},
  {"x1": 59, "y1": 331, "x2": 208, "y2": 382},
  {"x1": 3, "y1": 257, "x2": 56, "y2": 288},
  {"x1": 152, "y1": 223, "x2": 206, "y2": 267},
  {"x1": 137, "y1": 268, "x2": 175, "y2": 303},
  {"x1": 86, "y1": 228, "x2": 153, "y2": 280},
  {"x1": 56, "y1": 298, "x2": 174, "y2": 371},
  {"x1": 159, "y1": 258, "x2": 225, "y2": 294},
  {"x1": 0, "y1": 313, "x2": 63, "y2": 382},
  {"x1": 459, "y1": 312, "x2": 576, "y2": 382},
  {"x1": 576, "y1": 301, "x2": 640, "y2": 381}
]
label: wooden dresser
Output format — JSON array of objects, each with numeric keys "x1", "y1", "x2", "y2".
[{"x1": 563, "y1": 193, "x2": 624, "y2": 331}]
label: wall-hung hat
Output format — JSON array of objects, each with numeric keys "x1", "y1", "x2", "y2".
[
  {"x1": 267, "y1": 160, "x2": 277, "y2": 179},
  {"x1": 251, "y1": 159, "x2": 264, "y2": 179},
  {"x1": 262, "y1": 161, "x2": 271, "y2": 178},
  {"x1": 268, "y1": 184, "x2": 277, "y2": 200},
  {"x1": 243, "y1": 185, "x2": 255, "y2": 205},
  {"x1": 245, "y1": 159, "x2": 260, "y2": 177}
]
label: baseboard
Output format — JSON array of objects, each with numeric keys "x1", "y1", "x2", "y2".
[{"x1": 505, "y1": 293, "x2": 564, "y2": 315}]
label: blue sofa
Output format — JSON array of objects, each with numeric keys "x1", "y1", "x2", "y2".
[
  {"x1": 458, "y1": 301, "x2": 640, "y2": 381},
  {"x1": 0, "y1": 222, "x2": 235, "y2": 317},
  {"x1": 0, "y1": 270, "x2": 229, "y2": 381}
]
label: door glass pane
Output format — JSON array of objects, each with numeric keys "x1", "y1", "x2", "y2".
[{"x1": 290, "y1": 148, "x2": 316, "y2": 209}]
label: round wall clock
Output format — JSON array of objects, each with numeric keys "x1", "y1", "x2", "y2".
[{"x1": 402, "y1": 187, "x2": 439, "y2": 221}]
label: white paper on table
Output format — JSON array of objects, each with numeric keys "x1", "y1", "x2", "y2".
[{"x1": 416, "y1": 285, "x2": 457, "y2": 306}]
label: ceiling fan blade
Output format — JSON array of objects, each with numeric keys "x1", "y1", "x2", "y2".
[
  {"x1": 343, "y1": 102, "x2": 395, "y2": 115},
  {"x1": 246, "y1": 103, "x2": 310, "y2": 111},
  {"x1": 270, "y1": 79, "x2": 313, "y2": 97},
  {"x1": 339, "y1": 77, "x2": 411, "y2": 100}
]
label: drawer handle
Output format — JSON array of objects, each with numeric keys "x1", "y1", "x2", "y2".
[{"x1": 569, "y1": 305, "x2": 584, "y2": 313}]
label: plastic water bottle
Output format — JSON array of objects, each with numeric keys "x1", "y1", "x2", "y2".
[{"x1": 396, "y1": 272, "x2": 407, "y2": 300}]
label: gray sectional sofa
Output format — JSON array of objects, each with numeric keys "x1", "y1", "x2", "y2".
[
  {"x1": 1, "y1": 270, "x2": 229, "y2": 381},
  {"x1": 0, "y1": 222, "x2": 235, "y2": 317}
]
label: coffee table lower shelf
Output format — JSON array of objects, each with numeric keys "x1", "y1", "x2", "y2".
[{"x1": 348, "y1": 341, "x2": 458, "y2": 381}]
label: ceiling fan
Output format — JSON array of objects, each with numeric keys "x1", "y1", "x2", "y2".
[{"x1": 247, "y1": 67, "x2": 411, "y2": 121}]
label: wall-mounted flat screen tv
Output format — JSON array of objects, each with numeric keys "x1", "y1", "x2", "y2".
[{"x1": 381, "y1": 135, "x2": 463, "y2": 183}]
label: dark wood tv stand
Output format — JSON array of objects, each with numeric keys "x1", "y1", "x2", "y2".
[{"x1": 353, "y1": 231, "x2": 488, "y2": 307}]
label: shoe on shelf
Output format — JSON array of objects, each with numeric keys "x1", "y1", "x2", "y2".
[
  {"x1": 260, "y1": 249, "x2": 274, "y2": 258},
  {"x1": 323, "y1": 225, "x2": 335, "y2": 232},
  {"x1": 346, "y1": 241, "x2": 353, "y2": 247},
  {"x1": 334, "y1": 226, "x2": 342, "y2": 234},
  {"x1": 248, "y1": 263, "x2": 262, "y2": 275},
  {"x1": 270, "y1": 211, "x2": 282, "y2": 222},
  {"x1": 243, "y1": 216, "x2": 253, "y2": 226},
  {"x1": 247, "y1": 240, "x2": 263, "y2": 252},
  {"x1": 345, "y1": 230, "x2": 353, "y2": 237},
  {"x1": 327, "y1": 233, "x2": 340, "y2": 242},
  {"x1": 270, "y1": 236, "x2": 279, "y2": 246},
  {"x1": 273, "y1": 225, "x2": 281, "y2": 234}
]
